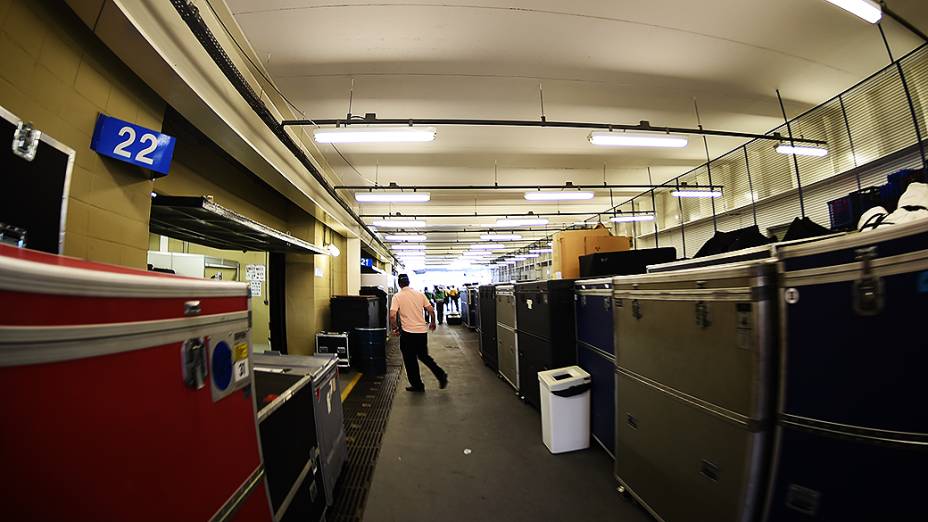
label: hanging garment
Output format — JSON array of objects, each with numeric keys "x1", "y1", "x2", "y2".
[{"x1": 782, "y1": 216, "x2": 832, "y2": 242}]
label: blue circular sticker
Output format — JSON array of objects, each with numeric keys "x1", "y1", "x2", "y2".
[{"x1": 212, "y1": 341, "x2": 233, "y2": 391}]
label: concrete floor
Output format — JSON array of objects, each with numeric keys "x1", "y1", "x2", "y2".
[{"x1": 362, "y1": 324, "x2": 650, "y2": 522}]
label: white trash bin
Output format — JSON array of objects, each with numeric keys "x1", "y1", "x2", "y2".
[{"x1": 538, "y1": 366, "x2": 592, "y2": 454}]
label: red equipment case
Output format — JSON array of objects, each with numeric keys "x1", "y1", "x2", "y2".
[{"x1": 0, "y1": 244, "x2": 272, "y2": 522}]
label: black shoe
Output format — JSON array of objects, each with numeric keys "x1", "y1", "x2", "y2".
[
  {"x1": 438, "y1": 376, "x2": 449, "y2": 389},
  {"x1": 406, "y1": 386, "x2": 425, "y2": 392}
]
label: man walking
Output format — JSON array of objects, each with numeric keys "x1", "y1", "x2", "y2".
[
  {"x1": 390, "y1": 274, "x2": 449, "y2": 392},
  {"x1": 433, "y1": 286, "x2": 446, "y2": 324}
]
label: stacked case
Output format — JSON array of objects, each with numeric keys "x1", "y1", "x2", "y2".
[
  {"x1": 495, "y1": 284, "x2": 519, "y2": 390},
  {"x1": 763, "y1": 220, "x2": 928, "y2": 521},
  {"x1": 253, "y1": 354, "x2": 347, "y2": 510},
  {"x1": 0, "y1": 244, "x2": 271, "y2": 522},
  {"x1": 515, "y1": 280, "x2": 577, "y2": 408},
  {"x1": 478, "y1": 284, "x2": 499, "y2": 371},
  {"x1": 254, "y1": 370, "x2": 327, "y2": 521},
  {"x1": 612, "y1": 259, "x2": 776, "y2": 522},
  {"x1": 574, "y1": 277, "x2": 616, "y2": 457}
]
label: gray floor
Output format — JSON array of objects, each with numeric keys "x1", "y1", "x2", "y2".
[{"x1": 363, "y1": 324, "x2": 650, "y2": 522}]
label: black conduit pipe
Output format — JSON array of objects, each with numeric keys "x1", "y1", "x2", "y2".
[{"x1": 170, "y1": 1, "x2": 393, "y2": 261}]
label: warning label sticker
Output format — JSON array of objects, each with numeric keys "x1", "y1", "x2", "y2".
[{"x1": 233, "y1": 342, "x2": 249, "y2": 362}]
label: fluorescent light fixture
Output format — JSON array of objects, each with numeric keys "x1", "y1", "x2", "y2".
[
  {"x1": 610, "y1": 214, "x2": 656, "y2": 223},
  {"x1": 461, "y1": 253, "x2": 491, "y2": 258},
  {"x1": 481, "y1": 234, "x2": 521, "y2": 241},
  {"x1": 671, "y1": 189, "x2": 723, "y2": 198},
  {"x1": 775, "y1": 144, "x2": 829, "y2": 157},
  {"x1": 372, "y1": 219, "x2": 426, "y2": 228},
  {"x1": 313, "y1": 126, "x2": 437, "y2": 144},
  {"x1": 393, "y1": 244, "x2": 426, "y2": 250},
  {"x1": 471, "y1": 243, "x2": 504, "y2": 250},
  {"x1": 572, "y1": 221, "x2": 597, "y2": 226},
  {"x1": 386, "y1": 234, "x2": 427, "y2": 242},
  {"x1": 494, "y1": 218, "x2": 549, "y2": 227},
  {"x1": 515, "y1": 254, "x2": 539, "y2": 259},
  {"x1": 524, "y1": 191, "x2": 594, "y2": 201},
  {"x1": 824, "y1": 0, "x2": 882, "y2": 23},
  {"x1": 589, "y1": 131, "x2": 688, "y2": 148},
  {"x1": 530, "y1": 248, "x2": 553, "y2": 253},
  {"x1": 356, "y1": 192, "x2": 431, "y2": 203}
]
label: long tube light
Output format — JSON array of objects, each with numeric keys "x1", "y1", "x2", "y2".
[
  {"x1": 775, "y1": 144, "x2": 829, "y2": 157},
  {"x1": 514, "y1": 254, "x2": 539, "y2": 259},
  {"x1": 481, "y1": 234, "x2": 521, "y2": 241},
  {"x1": 824, "y1": 0, "x2": 882, "y2": 23},
  {"x1": 313, "y1": 126, "x2": 437, "y2": 144},
  {"x1": 530, "y1": 248, "x2": 553, "y2": 253},
  {"x1": 386, "y1": 234, "x2": 427, "y2": 242},
  {"x1": 494, "y1": 218, "x2": 549, "y2": 227},
  {"x1": 393, "y1": 244, "x2": 426, "y2": 250},
  {"x1": 671, "y1": 189, "x2": 723, "y2": 198},
  {"x1": 356, "y1": 192, "x2": 431, "y2": 203},
  {"x1": 372, "y1": 219, "x2": 427, "y2": 228},
  {"x1": 471, "y1": 243, "x2": 505, "y2": 250},
  {"x1": 589, "y1": 131, "x2": 688, "y2": 148},
  {"x1": 610, "y1": 214, "x2": 656, "y2": 223},
  {"x1": 524, "y1": 191, "x2": 594, "y2": 201}
]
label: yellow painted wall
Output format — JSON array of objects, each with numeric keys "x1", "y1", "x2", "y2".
[
  {"x1": 0, "y1": 0, "x2": 165, "y2": 268},
  {"x1": 0, "y1": 0, "x2": 352, "y2": 353},
  {"x1": 152, "y1": 235, "x2": 273, "y2": 352}
]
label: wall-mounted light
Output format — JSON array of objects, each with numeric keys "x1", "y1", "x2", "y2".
[
  {"x1": 589, "y1": 131, "x2": 688, "y2": 148},
  {"x1": 386, "y1": 234, "x2": 427, "y2": 242},
  {"x1": 524, "y1": 191, "x2": 594, "y2": 201},
  {"x1": 671, "y1": 189, "x2": 723, "y2": 198},
  {"x1": 823, "y1": 0, "x2": 882, "y2": 23},
  {"x1": 610, "y1": 214, "x2": 656, "y2": 223},
  {"x1": 356, "y1": 192, "x2": 431, "y2": 202},
  {"x1": 775, "y1": 144, "x2": 829, "y2": 157},
  {"x1": 481, "y1": 234, "x2": 521, "y2": 241},
  {"x1": 494, "y1": 218, "x2": 549, "y2": 227},
  {"x1": 314, "y1": 126, "x2": 437, "y2": 144},
  {"x1": 373, "y1": 219, "x2": 427, "y2": 228}
]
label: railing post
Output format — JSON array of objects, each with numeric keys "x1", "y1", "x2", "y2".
[{"x1": 743, "y1": 145, "x2": 759, "y2": 226}]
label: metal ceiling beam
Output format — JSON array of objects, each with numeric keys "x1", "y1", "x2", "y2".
[
  {"x1": 281, "y1": 116, "x2": 827, "y2": 145},
  {"x1": 338, "y1": 183, "x2": 699, "y2": 190},
  {"x1": 364, "y1": 210, "x2": 653, "y2": 217}
]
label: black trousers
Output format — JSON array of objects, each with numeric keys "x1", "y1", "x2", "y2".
[
  {"x1": 450, "y1": 297, "x2": 459, "y2": 312},
  {"x1": 435, "y1": 301, "x2": 445, "y2": 323},
  {"x1": 400, "y1": 331, "x2": 446, "y2": 388}
]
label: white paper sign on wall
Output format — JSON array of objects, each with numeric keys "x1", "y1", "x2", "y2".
[
  {"x1": 249, "y1": 279, "x2": 263, "y2": 297},
  {"x1": 245, "y1": 264, "x2": 266, "y2": 281}
]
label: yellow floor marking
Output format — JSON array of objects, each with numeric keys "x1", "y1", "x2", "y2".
[{"x1": 341, "y1": 371, "x2": 363, "y2": 402}]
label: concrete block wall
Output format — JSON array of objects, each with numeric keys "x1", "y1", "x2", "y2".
[{"x1": 0, "y1": 0, "x2": 165, "y2": 268}]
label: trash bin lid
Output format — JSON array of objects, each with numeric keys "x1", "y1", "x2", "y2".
[{"x1": 538, "y1": 366, "x2": 591, "y2": 391}]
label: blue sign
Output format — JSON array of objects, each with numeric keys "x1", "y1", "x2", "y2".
[
  {"x1": 90, "y1": 114, "x2": 176, "y2": 176},
  {"x1": 360, "y1": 257, "x2": 374, "y2": 268}
]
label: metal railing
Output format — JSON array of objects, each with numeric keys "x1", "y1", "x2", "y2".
[{"x1": 608, "y1": 43, "x2": 928, "y2": 251}]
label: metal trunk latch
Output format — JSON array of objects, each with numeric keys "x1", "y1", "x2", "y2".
[
  {"x1": 184, "y1": 300, "x2": 202, "y2": 316},
  {"x1": 632, "y1": 299, "x2": 642, "y2": 320},
  {"x1": 181, "y1": 338, "x2": 207, "y2": 389},
  {"x1": 853, "y1": 246, "x2": 884, "y2": 316}
]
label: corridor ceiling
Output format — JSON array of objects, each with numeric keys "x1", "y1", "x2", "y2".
[{"x1": 228, "y1": 0, "x2": 928, "y2": 263}]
